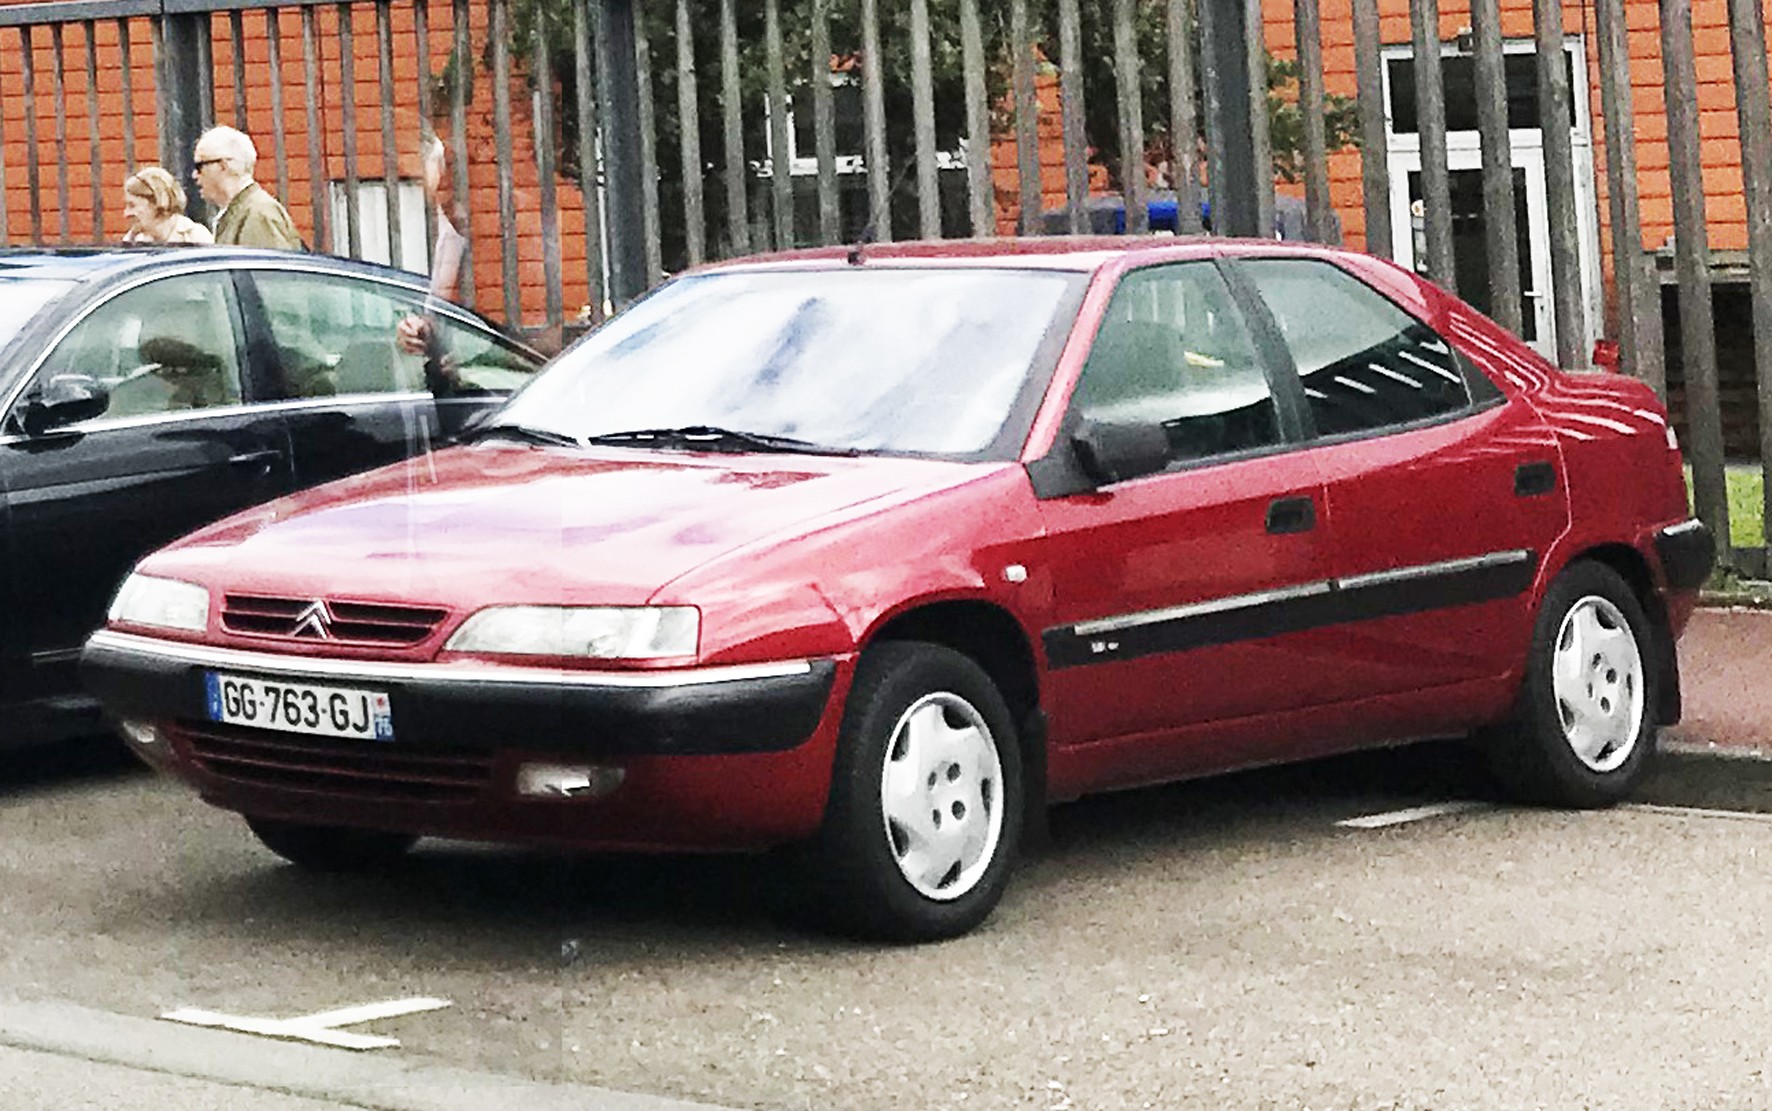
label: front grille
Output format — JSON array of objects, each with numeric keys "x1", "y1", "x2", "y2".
[
  {"x1": 222, "y1": 595, "x2": 448, "y2": 646},
  {"x1": 175, "y1": 720, "x2": 494, "y2": 803}
]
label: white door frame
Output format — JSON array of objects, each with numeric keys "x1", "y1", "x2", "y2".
[
  {"x1": 1388, "y1": 145, "x2": 1555, "y2": 350},
  {"x1": 1380, "y1": 39, "x2": 1604, "y2": 362}
]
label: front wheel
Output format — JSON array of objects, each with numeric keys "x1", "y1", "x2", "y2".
[
  {"x1": 1488, "y1": 561, "x2": 1659, "y2": 808},
  {"x1": 804, "y1": 642, "x2": 1023, "y2": 942},
  {"x1": 246, "y1": 817, "x2": 418, "y2": 873}
]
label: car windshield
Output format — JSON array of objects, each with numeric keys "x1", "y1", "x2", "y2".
[
  {"x1": 495, "y1": 267, "x2": 1083, "y2": 457},
  {"x1": 0, "y1": 278, "x2": 74, "y2": 350}
]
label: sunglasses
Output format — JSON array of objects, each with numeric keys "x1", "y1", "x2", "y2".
[{"x1": 192, "y1": 158, "x2": 227, "y2": 174}]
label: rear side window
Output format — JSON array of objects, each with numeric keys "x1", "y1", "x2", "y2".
[
  {"x1": 1074, "y1": 261, "x2": 1280, "y2": 464},
  {"x1": 1240, "y1": 258, "x2": 1470, "y2": 438},
  {"x1": 250, "y1": 272, "x2": 540, "y2": 400}
]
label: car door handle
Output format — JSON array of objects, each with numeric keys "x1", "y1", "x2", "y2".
[
  {"x1": 1514, "y1": 461, "x2": 1557, "y2": 497},
  {"x1": 1266, "y1": 495, "x2": 1316, "y2": 535},
  {"x1": 228, "y1": 449, "x2": 282, "y2": 472}
]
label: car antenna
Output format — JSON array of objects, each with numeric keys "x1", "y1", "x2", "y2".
[{"x1": 847, "y1": 158, "x2": 918, "y2": 266}]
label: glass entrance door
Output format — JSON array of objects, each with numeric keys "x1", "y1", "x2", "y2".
[{"x1": 1388, "y1": 146, "x2": 1556, "y2": 360}]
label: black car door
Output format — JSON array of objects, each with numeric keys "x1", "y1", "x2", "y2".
[
  {"x1": 0, "y1": 269, "x2": 295, "y2": 704},
  {"x1": 238, "y1": 267, "x2": 542, "y2": 489}
]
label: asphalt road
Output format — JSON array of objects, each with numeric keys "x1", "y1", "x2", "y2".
[{"x1": 4, "y1": 733, "x2": 1772, "y2": 1111}]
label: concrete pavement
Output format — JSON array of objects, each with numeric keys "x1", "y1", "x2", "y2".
[
  {"x1": 3, "y1": 607, "x2": 1768, "y2": 1110},
  {"x1": 0, "y1": 999, "x2": 745, "y2": 1110}
]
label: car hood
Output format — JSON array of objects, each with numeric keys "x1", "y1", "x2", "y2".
[{"x1": 150, "y1": 443, "x2": 992, "y2": 608}]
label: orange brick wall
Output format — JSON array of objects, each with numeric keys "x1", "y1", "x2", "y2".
[
  {"x1": 990, "y1": 60, "x2": 1113, "y2": 235},
  {"x1": 1260, "y1": 0, "x2": 1772, "y2": 293},
  {"x1": 0, "y1": 16, "x2": 158, "y2": 245},
  {"x1": 0, "y1": 0, "x2": 591, "y2": 332}
]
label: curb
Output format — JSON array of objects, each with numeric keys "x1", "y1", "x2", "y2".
[
  {"x1": 1641, "y1": 738, "x2": 1772, "y2": 814},
  {"x1": 0, "y1": 998, "x2": 743, "y2": 1111},
  {"x1": 1698, "y1": 593, "x2": 1772, "y2": 610}
]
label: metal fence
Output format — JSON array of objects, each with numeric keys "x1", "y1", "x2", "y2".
[{"x1": 1, "y1": 0, "x2": 1771, "y2": 573}]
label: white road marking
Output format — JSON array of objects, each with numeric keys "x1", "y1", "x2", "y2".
[
  {"x1": 1622, "y1": 802, "x2": 1772, "y2": 825},
  {"x1": 160, "y1": 996, "x2": 451, "y2": 1051},
  {"x1": 1336, "y1": 801, "x2": 1495, "y2": 829}
]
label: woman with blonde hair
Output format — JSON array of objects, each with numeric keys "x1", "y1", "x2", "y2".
[{"x1": 122, "y1": 166, "x2": 214, "y2": 245}]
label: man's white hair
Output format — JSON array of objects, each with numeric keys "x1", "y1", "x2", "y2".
[{"x1": 197, "y1": 125, "x2": 258, "y2": 175}]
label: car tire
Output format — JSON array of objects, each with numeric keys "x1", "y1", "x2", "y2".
[
  {"x1": 1488, "y1": 561, "x2": 1659, "y2": 808},
  {"x1": 245, "y1": 817, "x2": 418, "y2": 873},
  {"x1": 804, "y1": 641, "x2": 1023, "y2": 943}
]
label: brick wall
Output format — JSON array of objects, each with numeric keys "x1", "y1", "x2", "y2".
[
  {"x1": 989, "y1": 57, "x2": 1113, "y2": 235},
  {"x1": 0, "y1": 0, "x2": 591, "y2": 331},
  {"x1": 1259, "y1": 0, "x2": 1772, "y2": 274}
]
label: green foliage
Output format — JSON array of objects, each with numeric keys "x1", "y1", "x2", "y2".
[
  {"x1": 433, "y1": 43, "x2": 476, "y2": 115},
  {"x1": 499, "y1": 0, "x2": 1360, "y2": 262},
  {"x1": 507, "y1": 0, "x2": 1355, "y2": 171}
]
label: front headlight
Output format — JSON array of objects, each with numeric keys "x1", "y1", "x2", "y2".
[
  {"x1": 444, "y1": 606, "x2": 699, "y2": 659},
  {"x1": 107, "y1": 574, "x2": 210, "y2": 632}
]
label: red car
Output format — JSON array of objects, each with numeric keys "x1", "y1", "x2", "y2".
[{"x1": 82, "y1": 238, "x2": 1713, "y2": 941}]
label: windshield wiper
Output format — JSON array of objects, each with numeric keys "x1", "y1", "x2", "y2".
[
  {"x1": 465, "y1": 422, "x2": 586, "y2": 448},
  {"x1": 581, "y1": 425, "x2": 858, "y2": 456}
]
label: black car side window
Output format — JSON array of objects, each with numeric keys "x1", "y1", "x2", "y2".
[
  {"x1": 1240, "y1": 258, "x2": 1471, "y2": 438},
  {"x1": 252, "y1": 273, "x2": 426, "y2": 399},
  {"x1": 1075, "y1": 262, "x2": 1280, "y2": 465},
  {"x1": 34, "y1": 274, "x2": 244, "y2": 419},
  {"x1": 251, "y1": 273, "x2": 540, "y2": 399}
]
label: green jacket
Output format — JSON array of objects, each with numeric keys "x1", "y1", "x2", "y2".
[{"x1": 213, "y1": 182, "x2": 304, "y2": 251}]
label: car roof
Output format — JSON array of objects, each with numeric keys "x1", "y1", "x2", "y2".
[
  {"x1": 700, "y1": 235, "x2": 1345, "y2": 276},
  {"x1": 0, "y1": 245, "x2": 434, "y2": 291}
]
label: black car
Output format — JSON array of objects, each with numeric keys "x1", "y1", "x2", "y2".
[{"x1": 0, "y1": 248, "x2": 544, "y2": 745}]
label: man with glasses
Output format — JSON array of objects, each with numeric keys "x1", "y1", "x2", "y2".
[{"x1": 194, "y1": 125, "x2": 304, "y2": 251}]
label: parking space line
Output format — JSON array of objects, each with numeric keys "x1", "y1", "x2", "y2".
[
  {"x1": 1335, "y1": 801, "x2": 1495, "y2": 829},
  {"x1": 0, "y1": 997, "x2": 741, "y2": 1111},
  {"x1": 161, "y1": 996, "x2": 452, "y2": 1051},
  {"x1": 1622, "y1": 802, "x2": 1772, "y2": 824}
]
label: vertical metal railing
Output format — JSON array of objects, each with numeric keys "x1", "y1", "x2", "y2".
[
  {"x1": 1057, "y1": 0, "x2": 1087, "y2": 235},
  {"x1": 1662, "y1": 0, "x2": 1729, "y2": 553},
  {"x1": 1727, "y1": 0, "x2": 1772, "y2": 561},
  {"x1": 763, "y1": 0, "x2": 792, "y2": 250},
  {"x1": 1350, "y1": 0, "x2": 1389, "y2": 258},
  {"x1": 1471, "y1": 0, "x2": 1521, "y2": 335},
  {"x1": 300, "y1": 3, "x2": 328, "y2": 254},
  {"x1": 0, "y1": 0, "x2": 1769, "y2": 565},
  {"x1": 716, "y1": 0, "x2": 746, "y2": 254},
  {"x1": 859, "y1": 0, "x2": 890, "y2": 241},
  {"x1": 573, "y1": 0, "x2": 606, "y2": 318}
]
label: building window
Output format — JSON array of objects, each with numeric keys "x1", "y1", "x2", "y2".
[{"x1": 327, "y1": 180, "x2": 430, "y2": 274}]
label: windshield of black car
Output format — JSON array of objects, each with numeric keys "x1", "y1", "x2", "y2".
[
  {"x1": 497, "y1": 267, "x2": 1081, "y2": 457},
  {"x1": 0, "y1": 278, "x2": 74, "y2": 351}
]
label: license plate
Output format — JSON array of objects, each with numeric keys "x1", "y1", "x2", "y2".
[{"x1": 205, "y1": 672, "x2": 394, "y2": 741}]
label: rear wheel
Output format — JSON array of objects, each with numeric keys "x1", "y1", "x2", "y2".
[
  {"x1": 1488, "y1": 561, "x2": 1658, "y2": 807},
  {"x1": 246, "y1": 817, "x2": 418, "y2": 873},
  {"x1": 804, "y1": 642, "x2": 1023, "y2": 942}
]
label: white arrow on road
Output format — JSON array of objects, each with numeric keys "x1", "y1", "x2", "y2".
[{"x1": 160, "y1": 996, "x2": 452, "y2": 1050}]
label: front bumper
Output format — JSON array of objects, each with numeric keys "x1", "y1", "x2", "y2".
[
  {"x1": 81, "y1": 630, "x2": 836, "y2": 756},
  {"x1": 1654, "y1": 518, "x2": 1717, "y2": 592},
  {"x1": 79, "y1": 630, "x2": 845, "y2": 850}
]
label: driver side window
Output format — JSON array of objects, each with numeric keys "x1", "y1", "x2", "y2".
[
  {"x1": 34, "y1": 274, "x2": 244, "y2": 419},
  {"x1": 1074, "y1": 262, "x2": 1279, "y2": 465}
]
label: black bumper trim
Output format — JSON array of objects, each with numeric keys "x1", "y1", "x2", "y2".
[
  {"x1": 80, "y1": 637, "x2": 837, "y2": 756},
  {"x1": 1655, "y1": 519, "x2": 1716, "y2": 592}
]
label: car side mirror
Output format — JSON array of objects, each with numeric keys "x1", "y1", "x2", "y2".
[
  {"x1": 18, "y1": 374, "x2": 111, "y2": 436},
  {"x1": 1071, "y1": 419, "x2": 1170, "y2": 487}
]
